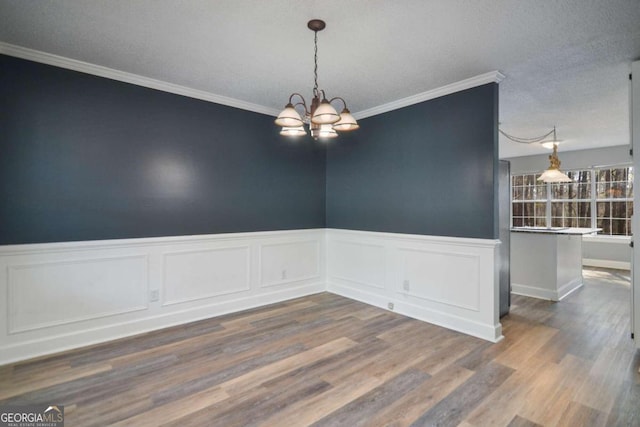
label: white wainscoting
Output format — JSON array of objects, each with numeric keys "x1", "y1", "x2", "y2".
[
  {"x1": 0, "y1": 229, "x2": 325, "y2": 365},
  {"x1": 326, "y1": 229, "x2": 502, "y2": 342},
  {"x1": 259, "y1": 240, "x2": 320, "y2": 288},
  {"x1": 0, "y1": 228, "x2": 504, "y2": 364}
]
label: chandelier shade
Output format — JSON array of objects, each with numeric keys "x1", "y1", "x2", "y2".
[
  {"x1": 332, "y1": 108, "x2": 360, "y2": 131},
  {"x1": 275, "y1": 19, "x2": 359, "y2": 140},
  {"x1": 314, "y1": 124, "x2": 338, "y2": 139},
  {"x1": 280, "y1": 126, "x2": 307, "y2": 137},
  {"x1": 275, "y1": 103, "x2": 304, "y2": 127},
  {"x1": 311, "y1": 100, "x2": 341, "y2": 124}
]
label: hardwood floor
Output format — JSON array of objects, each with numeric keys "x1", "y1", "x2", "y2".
[{"x1": 1, "y1": 268, "x2": 638, "y2": 426}]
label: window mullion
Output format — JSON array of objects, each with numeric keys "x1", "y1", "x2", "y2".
[
  {"x1": 546, "y1": 181, "x2": 552, "y2": 227},
  {"x1": 591, "y1": 169, "x2": 597, "y2": 229}
]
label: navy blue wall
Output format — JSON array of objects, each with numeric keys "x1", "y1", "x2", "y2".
[
  {"x1": 0, "y1": 55, "x2": 326, "y2": 244},
  {"x1": 326, "y1": 84, "x2": 499, "y2": 239}
]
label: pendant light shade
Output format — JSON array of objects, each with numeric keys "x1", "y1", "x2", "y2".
[
  {"x1": 538, "y1": 143, "x2": 571, "y2": 183},
  {"x1": 332, "y1": 108, "x2": 360, "y2": 131},
  {"x1": 311, "y1": 99, "x2": 340, "y2": 124},
  {"x1": 318, "y1": 124, "x2": 338, "y2": 139},
  {"x1": 538, "y1": 168, "x2": 572, "y2": 183},
  {"x1": 275, "y1": 103, "x2": 304, "y2": 127},
  {"x1": 280, "y1": 126, "x2": 307, "y2": 136}
]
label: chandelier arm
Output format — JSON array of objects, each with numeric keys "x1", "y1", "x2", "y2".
[
  {"x1": 328, "y1": 96, "x2": 348, "y2": 110},
  {"x1": 292, "y1": 102, "x2": 309, "y2": 117},
  {"x1": 288, "y1": 93, "x2": 309, "y2": 116}
]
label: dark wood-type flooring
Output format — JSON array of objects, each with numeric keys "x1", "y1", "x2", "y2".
[{"x1": 1, "y1": 268, "x2": 639, "y2": 426}]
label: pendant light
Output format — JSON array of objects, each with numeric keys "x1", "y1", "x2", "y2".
[
  {"x1": 537, "y1": 127, "x2": 571, "y2": 183},
  {"x1": 499, "y1": 125, "x2": 571, "y2": 183},
  {"x1": 275, "y1": 19, "x2": 359, "y2": 140},
  {"x1": 538, "y1": 143, "x2": 572, "y2": 183}
]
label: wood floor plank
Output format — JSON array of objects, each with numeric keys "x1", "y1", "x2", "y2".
[
  {"x1": 0, "y1": 362, "x2": 113, "y2": 400},
  {"x1": 555, "y1": 401, "x2": 608, "y2": 427},
  {"x1": 506, "y1": 415, "x2": 543, "y2": 427},
  {"x1": 1, "y1": 267, "x2": 637, "y2": 427},
  {"x1": 368, "y1": 363, "x2": 475, "y2": 427},
  {"x1": 113, "y1": 386, "x2": 229, "y2": 427},
  {"x1": 493, "y1": 324, "x2": 559, "y2": 369},
  {"x1": 220, "y1": 337, "x2": 356, "y2": 395},
  {"x1": 311, "y1": 368, "x2": 431, "y2": 427},
  {"x1": 463, "y1": 355, "x2": 551, "y2": 426},
  {"x1": 257, "y1": 372, "x2": 384, "y2": 426},
  {"x1": 409, "y1": 361, "x2": 515, "y2": 427},
  {"x1": 515, "y1": 353, "x2": 590, "y2": 426}
]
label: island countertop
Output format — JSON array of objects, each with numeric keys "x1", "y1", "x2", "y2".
[{"x1": 511, "y1": 227, "x2": 601, "y2": 235}]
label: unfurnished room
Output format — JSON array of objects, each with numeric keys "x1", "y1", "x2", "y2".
[{"x1": 0, "y1": 1, "x2": 639, "y2": 426}]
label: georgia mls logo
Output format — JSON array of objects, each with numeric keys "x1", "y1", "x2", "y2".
[{"x1": 0, "y1": 404, "x2": 64, "y2": 427}]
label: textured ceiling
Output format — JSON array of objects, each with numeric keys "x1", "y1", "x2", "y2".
[{"x1": 0, "y1": 0, "x2": 639, "y2": 158}]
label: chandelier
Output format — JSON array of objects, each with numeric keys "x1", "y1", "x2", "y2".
[
  {"x1": 275, "y1": 19, "x2": 359, "y2": 140},
  {"x1": 500, "y1": 126, "x2": 571, "y2": 183}
]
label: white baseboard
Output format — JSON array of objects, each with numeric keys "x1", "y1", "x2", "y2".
[
  {"x1": 328, "y1": 281, "x2": 502, "y2": 342},
  {"x1": 582, "y1": 258, "x2": 631, "y2": 271},
  {"x1": 326, "y1": 229, "x2": 502, "y2": 343},
  {"x1": 512, "y1": 277, "x2": 583, "y2": 302},
  {"x1": 557, "y1": 278, "x2": 584, "y2": 300},
  {"x1": 511, "y1": 283, "x2": 557, "y2": 301},
  {"x1": 1, "y1": 228, "x2": 506, "y2": 364},
  {"x1": 1, "y1": 282, "x2": 324, "y2": 365},
  {"x1": 0, "y1": 229, "x2": 326, "y2": 365}
]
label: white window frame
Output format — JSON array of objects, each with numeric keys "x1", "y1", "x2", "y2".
[{"x1": 510, "y1": 164, "x2": 633, "y2": 237}]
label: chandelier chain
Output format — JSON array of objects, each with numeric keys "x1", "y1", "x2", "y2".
[
  {"x1": 313, "y1": 31, "x2": 319, "y2": 94},
  {"x1": 499, "y1": 128, "x2": 555, "y2": 144}
]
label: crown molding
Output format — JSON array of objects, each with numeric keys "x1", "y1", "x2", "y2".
[
  {"x1": 353, "y1": 71, "x2": 506, "y2": 120},
  {"x1": 0, "y1": 42, "x2": 504, "y2": 120},
  {"x1": 0, "y1": 42, "x2": 281, "y2": 117}
]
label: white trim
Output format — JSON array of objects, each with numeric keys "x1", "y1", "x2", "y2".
[
  {"x1": 511, "y1": 283, "x2": 556, "y2": 301},
  {"x1": 396, "y1": 247, "x2": 481, "y2": 311},
  {"x1": 258, "y1": 240, "x2": 321, "y2": 288},
  {"x1": 512, "y1": 278, "x2": 584, "y2": 302},
  {"x1": 326, "y1": 229, "x2": 501, "y2": 343},
  {"x1": 353, "y1": 71, "x2": 506, "y2": 120},
  {"x1": 582, "y1": 235, "x2": 632, "y2": 244},
  {"x1": 0, "y1": 228, "x2": 503, "y2": 363},
  {"x1": 0, "y1": 229, "x2": 326, "y2": 254},
  {"x1": 0, "y1": 229, "x2": 326, "y2": 365},
  {"x1": 582, "y1": 258, "x2": 631, "y2": 270},
  {"x1": 0, "y1": 283, "x2": 325, "y2": 366},
  {"x1": 0, "y1": 42, "x2": 504, "y2": 121},
  {"x1": 556, "y1": 278, "x2": 584, "y2": 300},
  {"x1": 7, "y1": 254, "x2": 150, "y2": 334},
  {"x1": 160, "y1": 246, "x2": 252, "y2": 306},
  {"x1": 328, "y1": 282, "x2": 502, "y2": 343},
  {"x1": 326, "y1": 228, "x2": 500, "y2": 249},
  {"x1": 0, "y1": 42, "x2": 281, "y2": 117}
]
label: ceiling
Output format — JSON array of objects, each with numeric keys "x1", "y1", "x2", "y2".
[{"x1": 0, "y1": 0, "x2": 639, "y2": 159}]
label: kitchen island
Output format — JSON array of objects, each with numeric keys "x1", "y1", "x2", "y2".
[{"x1": 511, "y1": 227, "x2": 600, "y2": 301}]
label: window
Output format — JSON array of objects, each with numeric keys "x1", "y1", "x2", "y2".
[
  {"x1": 511, "y1": 173, "x2": 546, "y2": 227},
  {"x1": 596, "y1": 167, "x2": 633, "y2": 235},
  {"x1": 511, "y1": 166, "x2": 633, "y2": 236},
  {"x1": 550, "y1": 170, "x2": 591, "y2": 228}
]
